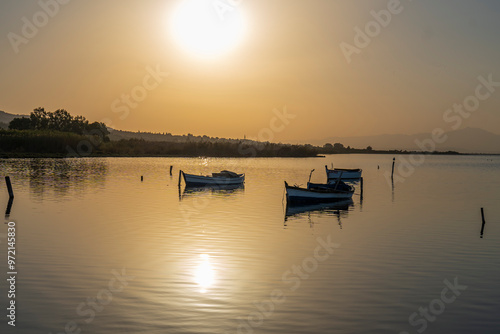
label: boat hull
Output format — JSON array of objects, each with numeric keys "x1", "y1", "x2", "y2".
[
  {"x1": 325, "y1": 166, "x2": 362, "y2": 180},
  {"x1": 182, "y1": 172, "x2": 245, "y2": 187},
  {"x1": 307, "y1": 182, "x2": 353, "y2": 192},
  {"x1": 285, "y1": 182, "x2": 354, "y2": 204}
]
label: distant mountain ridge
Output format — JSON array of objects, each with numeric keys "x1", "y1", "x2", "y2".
[
  {"x1": 107, "y1": 128, "x2": 242, "y2": 144},
  {"x1": 0, "y1": 110, "x2": 28, "y2": 128},
  {"x1": 311, "y1": 127, "x2": 500, "y2": 154},
  {"x1": 0, "y1": 110, "x2": 243, "y2": 144},
  {"x1": 1, "y1": 111, "x2": 498, "y2": 153}
]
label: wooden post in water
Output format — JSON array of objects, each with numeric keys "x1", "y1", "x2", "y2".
[
  {"x1": 5, "y1": 197, "x2": 13, "y2": 217},
  {"x1": 178, "y1": 170, "x2": 183, "y2": 187},
  {"x1": 5, "y1": 176, "x2": 14, "y2": 199},
  {"x1": 391, "y1": 158, "x2": 395, "y2": 179},
  {"x1": 141, "y1": 176, "x2": 143, "y2": 182},
  {"x1": 360, "y1": 177, "x2": 364, "y2": 198},
  {"x1": 170, "y1": 165, "x2": 173, "y2": 176},
  {"x1": 480, "y1": 208, "x2": 486, "y2": 238}
]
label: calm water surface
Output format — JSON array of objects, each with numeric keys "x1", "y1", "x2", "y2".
[{"x1": 0, "y1": 155, "x2": 499, "y2": 334}]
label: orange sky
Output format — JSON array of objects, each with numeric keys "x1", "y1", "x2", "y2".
[{"x1": 1, "y1": 0, "x2": 499, "y2": 142}]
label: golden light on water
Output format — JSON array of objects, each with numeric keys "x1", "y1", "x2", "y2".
[
  {"x1": 170, "y1": 0, "x2": 247, "y2": 58},
  {"x1": 194, "y1": 254, "x2": 215, "y2": 293}
]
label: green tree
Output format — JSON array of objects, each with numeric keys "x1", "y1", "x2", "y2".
[
  {"x1": 87, "y1": 122, "x2": 110, "y2": 142},
  {"x1": 9, "y1": 117, "x2": 32, "y2": 130},
  {"x1": 9, "y1": 108, "x2": 109, "y2": 142},
  {"x1": 49, "y1": 109, "x2": 74, "y2": 132},
  {"x1": 333, "y1": 143, "x2": 344, "y2": 150},
  {"x1": 30, "y1": 107, "x2": 49, "y2": 130},
  {"x1": 71, "y1": 115, "x2": 88, "y2": 134}
]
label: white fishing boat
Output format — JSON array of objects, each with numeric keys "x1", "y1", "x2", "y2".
[
  {"x1": 284, "y1": 181, "x2": 354, "y2": 204},
  {"x1": 325, "y1": 165, "x2": 362, "y2": 180},
  {"x1": 180, "y1": 170, "x2": 245, "y2": 187}
]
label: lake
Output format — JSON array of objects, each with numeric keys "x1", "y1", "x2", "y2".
[{"x1": 0, "y1": 155, "x2": 499, "y2": 334}]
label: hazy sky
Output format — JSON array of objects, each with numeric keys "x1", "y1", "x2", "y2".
[{"x1": 1, "y1": 0, "x2": 499, "y2": 142}]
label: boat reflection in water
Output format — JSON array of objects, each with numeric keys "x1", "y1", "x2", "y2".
[
  {"x1": 0, "y1": 158, "x2": 108, "y2": 201},
  {"x1": 179, "y1": 183, "x2": 245, "y2": 201},
  {"x1": 284, "y1": 199, "x2": 354, "y2": 228}
]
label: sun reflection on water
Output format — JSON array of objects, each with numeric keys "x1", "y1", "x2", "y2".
[{"x1": 194, "y1": 254, "x2": 215, "y2": 293}]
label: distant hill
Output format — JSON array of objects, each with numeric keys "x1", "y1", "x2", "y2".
[
  {"x1": 0, "y1": 110, "x2": 241, "y2": 144},
  {"x1": 1, "y1": 110, "x2": 498, "y2": 153},
  {"x1": 311, "y1": 127, "x2": 500, "y2": 154},
  {"x1": 0, "y1": 110, "x2": 29, "y2": 129},
  {"x1": 108, "y1": 129, "x2": 243, "y2": 144},
  {"x1": 0, "y1": 110, "x2": 28, "y2": 124}
]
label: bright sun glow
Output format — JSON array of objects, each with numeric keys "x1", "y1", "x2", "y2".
[
  {"x1": 194, "y1": 254, "x2": 215, "y2": 293},
  {"x1": 171, "y1": 0, "x2": 247, "y2": 58}
]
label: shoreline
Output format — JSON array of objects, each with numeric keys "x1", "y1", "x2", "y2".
[{"x1": 0, "y1": 151, "x2": 498, "y2": 159}]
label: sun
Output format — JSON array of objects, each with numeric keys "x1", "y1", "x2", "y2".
[{"x1": 170, "y1": 0, "x2": 247, "y2": 58}]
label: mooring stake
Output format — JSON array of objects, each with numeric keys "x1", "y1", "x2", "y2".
[
  {"x1": 480, "y1": 207, "x2": 486, "y2": 238},
  {"x1": 360, "y1": 177, "x2": 364, "y2": 198},
  {"x1": 5, "y1": 197, "x2": 13, "y2": 217},
  {"x1": 391, "y1": 158, "x2": 395, "y2": 179},
  {"x1": 5, "y1": 176, "x2": 14, "y2": 198}
]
